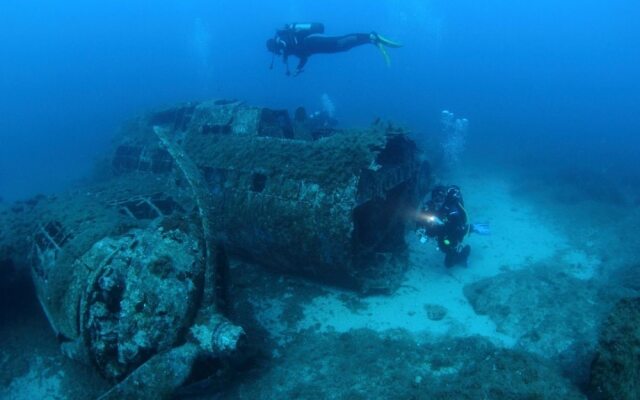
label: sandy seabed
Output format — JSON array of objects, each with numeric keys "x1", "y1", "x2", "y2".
[{"x1": 1, "y1": 160, "x2": 637, "y2": 399}]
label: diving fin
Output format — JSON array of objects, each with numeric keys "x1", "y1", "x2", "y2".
[
  {"x1": 376, "y1": 42, "x2": 391, "y2": 67},
  {"x1": 370, "y1": 32, "x2": 402, "y2": 67},
  {"x1": 375, "y1": 33, "x2": 403, "y2": 48}
]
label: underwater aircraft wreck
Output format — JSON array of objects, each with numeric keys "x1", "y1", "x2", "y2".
[
  {"x1": 0, "y1": 99, "x2": 426, "y2": 397},
  {"x1": 114, "y1": 99, "x2": 427, "y2": 292}
]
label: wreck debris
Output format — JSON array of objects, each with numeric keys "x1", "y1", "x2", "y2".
[
  {"x1": 112, "y1": 100, "x2": 426, "y2": 292},
  {"x1": 23, "y1": 123, "x2": 244, "y2": 398},
  {"x1": 589, "y1": 297, "x2": 640, "y2": 400},
  {"x1": 0, "y1": 99, "x2": 428, "y2": 397}
]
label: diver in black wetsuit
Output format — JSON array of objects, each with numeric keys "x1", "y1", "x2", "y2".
[
  {"x1": 266, "y1": 23, "x2": 402, "y2": 76},
  {"x1": 417, "y1": 185, "x2": 490, "y2": 268}
]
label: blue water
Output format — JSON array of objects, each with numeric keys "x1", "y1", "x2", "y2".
[
  {"x1": 3, "y1": 3, "x2": 640, "y2": 398},
  {"x1": 1, "y1": 0, "x2": 639, "y2": 199}
]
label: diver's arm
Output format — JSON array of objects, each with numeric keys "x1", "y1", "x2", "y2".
[
  {"x1": 446, "y1": 206, "x2": 468, "y2": 237},
  {"x1": 283, "y1": 54, "x2": 291, "y2": 76},
  {"x1": 295, "y1": 56, "x2": 308, "y2": 75},
  {"x1": 452, "y1": 202, "x2": 485, "y2": 236}
]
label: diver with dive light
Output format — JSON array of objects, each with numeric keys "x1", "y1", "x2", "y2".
[{"x1": 417, "y1": 185, "x2": 490, "y2": 268}]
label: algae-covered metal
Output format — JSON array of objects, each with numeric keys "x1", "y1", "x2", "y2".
[
  {"x1": 0, "y1": 99, "x2": 426, "y2": 397},
  {"x1": 25, "y1": 128, "x2": 244, "y2": 398},
  {"x1": 114, "y1": 100, "x2": 426, "y2": 292}
]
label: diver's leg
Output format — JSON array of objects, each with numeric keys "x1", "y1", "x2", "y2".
[
  {"x1": 335, "y1": 34, "x2": 372, "y2": 51},
  {"x1": 444, "y1": 251, "x2": 455, "y2": 268},
  {"x1": 303, "y1": 34, "x2": 371, "y2": 54},
  {"x1": 442, "y1": 240, "x2": 470, "y2": 268},
  {"x1": 459, "y1": 245, "x2": 471, "y2": 267},
  {"x1": 438, "y1": 237, "x2": 455, "y2": 268}
]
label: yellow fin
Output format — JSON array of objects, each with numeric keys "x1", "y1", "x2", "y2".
[
  {"x1": 376, "y1": 43, "x2": 391, "y2": 67},
  {"x1": 376, "y1": 34, "x2": 403, "y2": 48}
]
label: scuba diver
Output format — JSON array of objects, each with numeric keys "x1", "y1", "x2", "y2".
[
  {"x1": 416, "y1": 185, "x2": 490, "y2": 268},
  {"x1": 308, "y1": 109, "x2": 338, "y2": 130},
  {"x1": 266, "y1": 23, "x2": 402, "y2": 76}
]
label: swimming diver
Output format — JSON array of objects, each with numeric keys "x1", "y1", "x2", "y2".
[
  {"x1": 417, "y1": 185, "x2": 490, "y2": 268},
  {"x1": 266, "y1": 23, "x2": 402, "y2": 76}
]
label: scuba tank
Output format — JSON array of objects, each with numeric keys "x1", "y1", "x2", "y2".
[
  {"x1": 284, "y1": 22, "x2": 325, "y2": 35},
  {"x1": 275, "y1": 23, "x2": 324, "y2": 45}
]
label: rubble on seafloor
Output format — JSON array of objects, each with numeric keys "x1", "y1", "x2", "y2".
[
  {"x1": 221, "y1": 329, "x2": 586, "y2": 400},
  {"x1": 589, "y1": 296, "x2": 640, "y2": 400},
  {"x1": 464, "y1": 265, "x2": 624, "y2": 386}
]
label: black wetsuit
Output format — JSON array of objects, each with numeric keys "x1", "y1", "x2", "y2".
[
  {"x1": 421, "y1": 189, "x2": 471, "y2": 268},
  {"x1": 275, "y1": 23, "x2": 372, "y2": 73}
]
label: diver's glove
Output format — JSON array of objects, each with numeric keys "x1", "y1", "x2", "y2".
[
  {"x1": 416, "y1": 228, "x2": 428, "y2": 244},
  {"x1": 470, "y1": 223, "x2": 491, "y2": 236}
]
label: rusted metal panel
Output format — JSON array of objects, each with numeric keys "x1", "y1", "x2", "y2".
[{"x1": 130, "y1": 101, "x2": 425, "y2": 292}]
